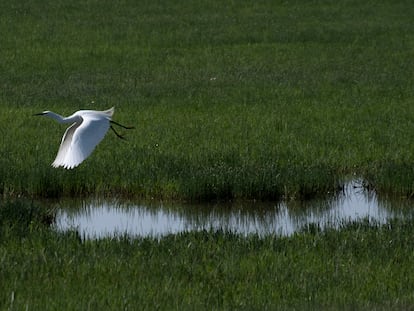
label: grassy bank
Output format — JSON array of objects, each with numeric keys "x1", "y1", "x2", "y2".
[
  {"x1": 1, "y1": 0, "x2": 414, "y2": 200},
  {"x1": 1, "y1": 200, "x2": 414, "y2": 310}
]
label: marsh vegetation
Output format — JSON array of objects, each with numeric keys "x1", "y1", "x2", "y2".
[
  {"x1": 1, "y1": 0, "x2": 414, "y2": 201},
  {"x1": 2, "y1": 200, "x2": 414, "y2": 309},
  {"x1": 1, "y1": 0, "x2": 414, "y2": 309}
]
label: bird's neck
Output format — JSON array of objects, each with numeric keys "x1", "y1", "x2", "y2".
[{"x1": 46, "y1": 111, "x2": 78, "y2": 124}]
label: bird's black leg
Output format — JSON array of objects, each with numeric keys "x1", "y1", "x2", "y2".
[
  {"x1": 110, "y1": 120, "x2": 135, "y2": 130},
  {"x1": 110, "y1": 120, "x2": 134, "y2": 140},
  {"x1": 110, "y1": 125, "x2": 126, "y2": 140}
]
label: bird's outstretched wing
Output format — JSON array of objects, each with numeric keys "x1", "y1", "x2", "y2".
[
  {"x1": 52, "y1": 121, "x2": 82, "y2": 168},
  {"x1": 52, "y1": 115, "x2": 110, "y2": 169}
]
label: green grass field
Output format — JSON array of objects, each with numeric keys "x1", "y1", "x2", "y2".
[
  {"x1": 1, "y1": 200, "x2": 414, "y2": 310},
  {"x1": 1, "y1": 0, "x2": 414, "y2": 200},
  {"x1": 2, "y1": 0, "x2": 414, "y2": 309}
]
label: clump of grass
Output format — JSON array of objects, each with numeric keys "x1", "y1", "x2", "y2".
[
  {"x1": 0, "y1": 200, "x2": 55, "y2": 237},
  {"x1": 363, "y1": 160, "x2": 414, "y2": 198},
  {"x1": 1, "y1": 214, "x2": 414, "y2": 309}
]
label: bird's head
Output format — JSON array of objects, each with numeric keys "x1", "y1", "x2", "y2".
[{"x1": 33, "y1": 111, "x2": 51, "y2": 116}]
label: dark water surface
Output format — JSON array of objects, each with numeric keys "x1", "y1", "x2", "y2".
[{"x1": 55, "y1": 180, "x2": 414, "y2": 239}]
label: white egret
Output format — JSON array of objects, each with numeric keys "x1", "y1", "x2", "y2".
[{"x1": 34, "y1": 107, "x2": 134, "y2": 169}]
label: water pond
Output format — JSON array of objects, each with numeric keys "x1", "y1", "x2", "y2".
[{"x1": 55, "y1": 180, "x2": 414, "y2": 239}]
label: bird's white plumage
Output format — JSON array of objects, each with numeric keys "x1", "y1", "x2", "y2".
[
  {"x1": 52, "y1": 122, "x2": 81, "y2": 168},
  {"x1": 37, "y1": 107, "x2": 115, "y2": 169}
]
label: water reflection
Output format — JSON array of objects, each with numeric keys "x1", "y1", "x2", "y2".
[{"x1": 55, "y1": 180, "x2": 414, "y2": 239}]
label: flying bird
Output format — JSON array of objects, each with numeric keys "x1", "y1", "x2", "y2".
[{"x1": 34, "y1": 107, "x2": 134, "y2": 169}]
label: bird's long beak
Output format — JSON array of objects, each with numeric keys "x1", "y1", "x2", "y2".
[{"x1": 33, "y1": 112, "x2": 45, "y2": 116}]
